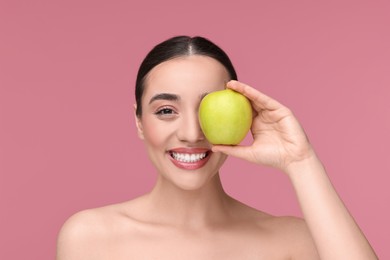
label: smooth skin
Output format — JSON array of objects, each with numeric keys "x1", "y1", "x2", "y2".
[{"x1": 56, "y1": 56, "x2": 377, "y2": 259}]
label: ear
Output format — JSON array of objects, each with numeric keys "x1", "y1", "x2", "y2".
[{"x1": 134, "y1": 104, "x2": 144, "y2": 140}]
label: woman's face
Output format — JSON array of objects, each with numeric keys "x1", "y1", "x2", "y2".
[{"x1": 136, "y1": 55, "x2": 230, "y2": 190}]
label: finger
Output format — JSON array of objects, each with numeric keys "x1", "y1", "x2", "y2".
[
  {"x1": 226, "y1": 80, "x2": 283, "y2": 111},
  {"x1": 212, "y1": 144, "x2": 252, "y2": 162}
]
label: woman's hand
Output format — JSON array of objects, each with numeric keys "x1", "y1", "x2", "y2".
[{"x1": 212, "y1": 80, "x2": 315, "y2": 172}]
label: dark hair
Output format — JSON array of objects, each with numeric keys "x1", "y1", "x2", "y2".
[{"x1": 135, "y1": 35, "x2": 238, "y2": 116}]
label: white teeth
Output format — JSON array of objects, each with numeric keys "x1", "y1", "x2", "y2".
[{"x1": 171, "y1": 152, "x2": 207, "y2": 163}]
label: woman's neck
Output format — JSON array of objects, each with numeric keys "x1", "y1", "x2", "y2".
[{"x1": 144, "y1": 173, "x2": 233, "y2": 229}]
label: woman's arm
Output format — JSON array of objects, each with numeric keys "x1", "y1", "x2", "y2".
[
  {"x1": 213, "y1": 80, "x2": 378, "y2": 260},
  {"x1": 286, "y1": 152, "x2": 377, "y2": 259}
]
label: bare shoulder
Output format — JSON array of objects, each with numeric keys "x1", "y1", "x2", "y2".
[
  {"x1": 229, "y1": 199, "x2": 319, "y2": 259},
  {"x1": 56, "y1": 198, "x2": 144, "y2": 260},
  {"x1": 56, "y1": 207, "x2": 113, "y2": 260},
  {"x1": 57, "y1": 205, "x2": 117, "y2": 240},
  {"x1": 258, "y1": 214, "x2": 320, "y2": 259}
]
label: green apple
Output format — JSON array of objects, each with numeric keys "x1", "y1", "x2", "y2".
[{"x1": 199, "y1": 89, "x2": 252, "y2": 145}]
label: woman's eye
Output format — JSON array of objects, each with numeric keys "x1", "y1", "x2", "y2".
[
  {"x1": 156, "y1": 108, "x2": 174, "y2": 115},
  {"x1": 154, "y1": 107, "x2": 177, "y2": 118}
]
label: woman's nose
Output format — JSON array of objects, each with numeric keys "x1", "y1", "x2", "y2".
[{"x1": 176, "y1": 111, "x2": 205, "y2": 143}]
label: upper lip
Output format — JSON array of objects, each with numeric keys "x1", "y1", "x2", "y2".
[{"x1": 168, "y1": 147, "x2": 210, "y2": 153}]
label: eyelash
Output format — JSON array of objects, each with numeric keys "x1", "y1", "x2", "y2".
[{"x1": 154, "y1": 106, "x2": 177, "y2": 118}]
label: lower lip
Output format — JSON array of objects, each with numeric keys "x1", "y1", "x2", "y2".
[{"x1": 168, "y1": 152, "x2": 211, "y2": 170}]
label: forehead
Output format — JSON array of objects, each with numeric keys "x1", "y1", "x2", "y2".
[{"x1": 143, "y1": 55, "x2": 230, "y2": 97}]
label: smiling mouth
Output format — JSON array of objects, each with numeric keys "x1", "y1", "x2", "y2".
[
  {"x1": 170, "y1": 151, "x2": 209, "y2": 163},
  {"x1": 167, "y1": 149, "x2": 211, "y2": 170}
]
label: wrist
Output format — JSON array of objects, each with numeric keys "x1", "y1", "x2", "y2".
[{"x1": 284, "y1": 150, "x2": 323, "y2": 178}]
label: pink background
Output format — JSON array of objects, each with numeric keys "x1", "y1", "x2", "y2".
[{"x1": 1, "y1": 0, "x2": 389, "y2": 258}]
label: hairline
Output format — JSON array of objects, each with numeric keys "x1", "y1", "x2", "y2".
[{"x1": 142, "y1": 53, "x2": 231, "y2": 97}]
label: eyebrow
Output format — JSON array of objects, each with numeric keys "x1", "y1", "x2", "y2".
[
  {"x1": 148, "y1": 92, "x2": 210, "y2": 105},
  {"x1": 149, "y1": 93, "x2": 180, "y2": 104}
]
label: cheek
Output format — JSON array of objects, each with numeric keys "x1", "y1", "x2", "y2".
[{"x1": 142, "y1": 116, "x2": 174, "y2": 148}]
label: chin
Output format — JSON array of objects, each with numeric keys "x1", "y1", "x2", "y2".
[{"x1": 160, "y1": 167, "x2": 221, "y2": 192}]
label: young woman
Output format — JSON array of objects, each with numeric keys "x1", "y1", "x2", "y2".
[{"x1": 56, "y1": 36, "x2": 377, "y2": 259}]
